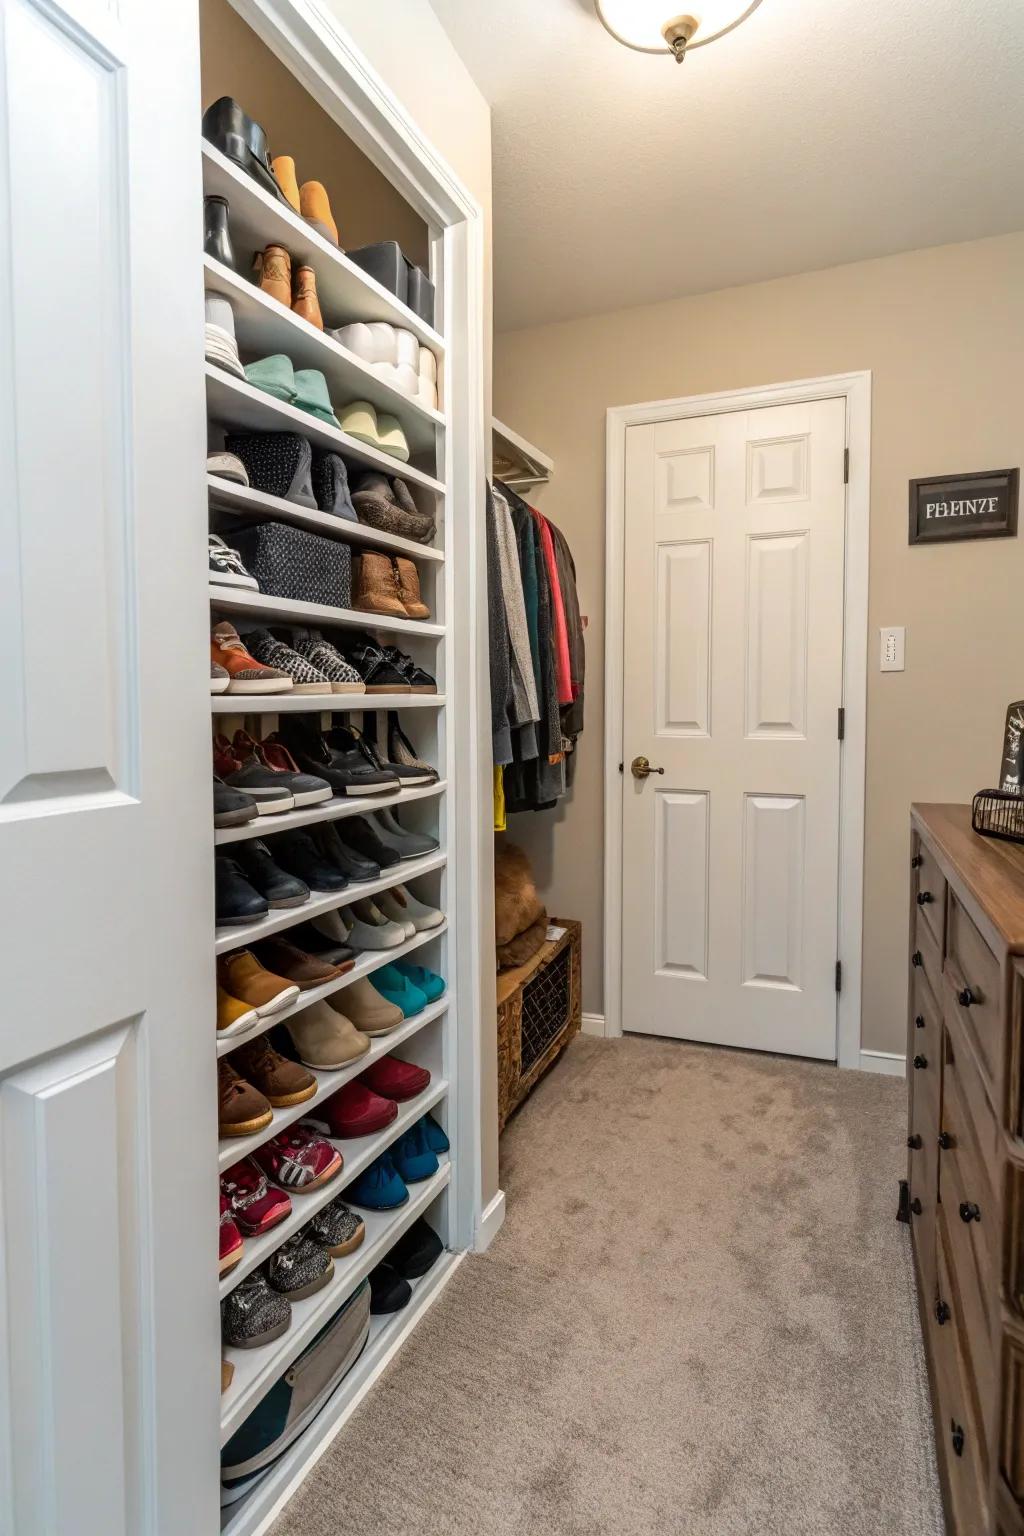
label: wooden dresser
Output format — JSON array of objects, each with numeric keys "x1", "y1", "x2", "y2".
[{"x1": 906, "y1": 804, "x2": 1024, "y2": 1535}]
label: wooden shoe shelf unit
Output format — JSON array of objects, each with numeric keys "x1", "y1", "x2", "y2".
[{"x1": 200, "y1": 5, "x2": 489, "y2": 1533}]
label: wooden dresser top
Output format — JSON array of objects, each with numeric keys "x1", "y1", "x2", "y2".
[{"x1": 912, "y1": 802, "x2": 1024, "y2": 951}]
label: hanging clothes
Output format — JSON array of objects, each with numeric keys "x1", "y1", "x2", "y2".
[
  {"x1": 534, "y1": 509, "x2": 573, "y2": 708},
  {"x1": 493, "y1": 486, "x2": 539, "y2": 760},
  {"x1": 485, "y1": 482, "x2": 513, "y2": 767}
]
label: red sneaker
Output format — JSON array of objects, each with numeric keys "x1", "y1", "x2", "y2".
[
  {"x1": 219, "y1": 1193, "x2": 244, "y2": 1274},
  {"x1": 315, "y1": 1080, "x2": 399, "y2": 1138},
  {"x1": 253, "y1": 1125, "x2": 342, "y2": 1192},
  {"x1": 221, "y1": 1157, "x2": 292, "y2": 1236},
  {"x1": 360, "y1": 1055, "x2": 430, "y2": 1103}
]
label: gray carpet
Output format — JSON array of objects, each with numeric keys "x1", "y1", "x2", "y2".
[{"x1": 272, "y1": 1035, "x2": 944, "y2": 1536}]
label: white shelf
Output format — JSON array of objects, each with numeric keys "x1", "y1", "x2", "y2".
[
  {"x1": 204, "y1": 257, "x2": 443, "y2": 455},
  {"x1": 219, "y1": 1251, "x2": 460, "y2": 1536},
  {"x1": 219, "y1": 1055, "x2": 448, "y2": 1267},
  {"x1": 205, "y1": 366, "x2": 444, "y2": 495},
  {"x1": 207, "y1": 475, "x2": 444, "y2": 563},
  {"x1": 214, "y1": 850, "x2": 446, "y2": 954},
  {"x1": 211, "y1": 691, "x2": 445, "y2": 715},
  {"x1": 220, "y1": 1158, "x2": 451, "y2": 1445},
  {"x1": 216, "y1": 919, "x2": 448, "y2": 1058},
  {"x1": 215, "y1": 779, "x2": 445, "y2": 847},
  {"x1": 208, "y1": 583, "x2": 444, "y2": 638},
  {"x1": 202, "y1": 142, "x2": 445, "y2": 355},
  {"x1": 492, "y1": 415, "x2": 554, "y2": 490}
]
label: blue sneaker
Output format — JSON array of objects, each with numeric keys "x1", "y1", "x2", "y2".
[
  {"x1": 346, "y1": 1153, "x2": 408, "y2": 1210},
  {"x1": 373, "y1": 964, "x2": 428, "y2": 1018},
  {"x1": 421, "y1": 1112, "x2": 450, "y2": 1154},
  {"x1": 394, "y1": 962, "x2": 445, "y2": 1003},
  {"x1": 390, "y1": 1120, "x2": 439, "y2": 1184}
]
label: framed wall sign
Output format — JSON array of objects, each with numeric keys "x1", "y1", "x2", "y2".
[{"x1": 909, "y1": 467, "x2": 1019, "y2": 545}]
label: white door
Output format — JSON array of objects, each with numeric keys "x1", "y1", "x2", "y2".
[
  {"x1": 620, "y1": 399, "x2": 847, "y2": 1059},
  {"x1": 0, "y1": 3, "x2": 218, "y2": 1533}
]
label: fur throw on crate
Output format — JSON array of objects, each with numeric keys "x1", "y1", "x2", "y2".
[{"x1": 494, "y1": 840, "x2": 548, "y2": 971}]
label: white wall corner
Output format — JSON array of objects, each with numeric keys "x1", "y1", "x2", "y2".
[
  {"x1": 581, "y1": 1012, "x2": 607, "y2": 1037},
  {"x1": 858, "y1": 1049, "x2": 906, "y2": 1078},
  {"x1": 475, "y1": 1189, "x2": 506, "y2": 1252}
]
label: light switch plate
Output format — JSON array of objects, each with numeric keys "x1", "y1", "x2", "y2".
[{"x1": 880, "y1": 626, "x2": 905, "y2": 672}]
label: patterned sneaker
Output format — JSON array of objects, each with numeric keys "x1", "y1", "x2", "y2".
[
  {"x1": 253, "y1": 1125, "x2": 342, "y2": 1192},
  {"x1": 291, "y1": 635, "x2": 366, "y2": 694},
  {"x1": 244, "y1": 630, "x2": 333, "y2": 695},
  {"x1": 208, "y1": 534, "x2": 259, "y2": 590},
  {"x1": 265, "y1": 1230, "x2": 334, "y2": 1300},
  {"x1": 211, "y1": 662, "x2": 230, "y2": 694},
  {"x1": 221, "y1": 1158, "x2": 292, "y2": 1237},
  {"x1": 220, "y1": 1194, "x2": 244, "y2": 1274},
  {"x1": 342, "y1": 633, "x2": 410, "y2": 693},
  {"x1": 211, "y1": 622, "x2": 293, "y2": 696},
  {"x1": 308, "y1": 1198, "x2": 365, "y2": 1257},
  {"x1": 221, "y1": 1271, "x2": 291, "y2": 1349}
]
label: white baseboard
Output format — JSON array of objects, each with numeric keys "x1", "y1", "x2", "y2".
[
  {"x1": 581, "y1": 1011, "x2": 607, "y2": 1037},
  {"x1": 859, "y1": 1049, "x2": 906, "y2": 1078},
  {"x1": 475, "y1": 1189, "x2": 506, "y2": 1252}
]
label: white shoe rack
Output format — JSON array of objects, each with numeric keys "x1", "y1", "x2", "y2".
[{"x1": 202, "y1": 6, "x2": 489, "y2": 1529}]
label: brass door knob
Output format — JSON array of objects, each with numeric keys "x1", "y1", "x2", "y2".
[{"x1": 630, "y1": 755, "x2": 665, "y2": 781}]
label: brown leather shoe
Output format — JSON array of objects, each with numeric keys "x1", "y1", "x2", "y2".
[
  {"x1": 253, "y1": 244, "x2": 291, "y2": 308},
  {"x1": 292, "y1": 265, "x2": 323, "y2": 330},
  {"x1": 231, "y1": 1036, "x2": 317, "y2": 1107},
  {"x1": 352, "y1": 552, "x2": 407, "y2": 619},
  {"x1": 218, "y1": 951, "x2": 300, "y2": 1017},
  {"x1": 393, "y1": 556, "x2": 430, "y2": 620},
  {"x1": 252, "y1": 936, "x2": 350, "y2": 990},
  {"x1": 218, "y1": 1059, "x2": 274, "y2": 1137}
]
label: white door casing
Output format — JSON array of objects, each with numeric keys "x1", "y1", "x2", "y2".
[
  {"x1": 0, "y1": 2, "x2": 217, "y2": 1533},
  {"x1": 619, "y1": 398, "x2": 848, "y2": 1059}
]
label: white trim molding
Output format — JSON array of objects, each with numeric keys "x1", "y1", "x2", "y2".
[
  {"x1": 859, "y1": 1050, "x2": 907, "y2": 1078},
  {"x1": 581, "y1": 1012, "x2": 608, "y2": 1037},
  {"x1": 476, "y1": 1191, "x2": 506, "y2": 1251},
  {"x1": 604, "y1": 372, "x2": 872, "y2": 1069}
]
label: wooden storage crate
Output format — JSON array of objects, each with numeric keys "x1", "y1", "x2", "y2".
[{"x1": 497, "y1": 919, "x2": 582, "y2": 1131}]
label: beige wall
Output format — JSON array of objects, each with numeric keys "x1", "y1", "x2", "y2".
[{"x1": 494, "y1": 231, "x2": 1024, "y2": 1057}]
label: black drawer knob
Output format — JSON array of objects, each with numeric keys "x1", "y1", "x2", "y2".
[
  {"x1": 913, "y1": 1054, "x2": 928, "y2": 1070},
  {"x1": 907, "y1": 1133, "x2": 923, "y2": 1150},
  {"x1": 912, "y1": 950, "x2": 923, "y2": 968},
  {"x1": 959, "y1": 1201, "x2": 981, "y2": 1224},
  {"x1": 915, "y1": 1014, "x2": 926, "y2": 1029},
  {"x1": 917, "y1": 891, "x2": 934, "y2": 906},
  {"x1": 938, "y1": 1130, "x2": 955, "y2": 1151},
  {"x1": 935, "y1": 1300, "x2": 951, "y2": 1326},
  {"x1": 950, "y1": 1421, "x2": 964, "y2": 1458},
  {"x1": 957, "y1": 986, "x2": 975, "y2": 1008},
  {"x1": 911, "y1": 1197, "x2": 923, "y2": 1215},
  {"x1": 911, "y1": 854, "x2": 923, "y2": 869}
]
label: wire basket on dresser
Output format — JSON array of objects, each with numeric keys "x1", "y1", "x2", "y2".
[{"x1": 497, "y1": 919, "x2": 582, "y2": 1131}]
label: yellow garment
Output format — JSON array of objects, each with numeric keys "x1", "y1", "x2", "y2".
[{"x1": 493, "y1": 765, "x2": 507, "y2": 832}]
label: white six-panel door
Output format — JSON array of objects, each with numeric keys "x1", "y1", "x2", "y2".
[
  {"x1": 621, "y1": 400, "x2": 847, "y2": 1059},
  {"x1": 0, "y1": 1, "x2": 217, "y2": 1532}
]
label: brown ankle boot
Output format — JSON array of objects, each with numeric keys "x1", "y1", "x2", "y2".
[
  {"x1": 352, "y1": 552, "x2": 407, "y2": 619},
  {"x1": 253, "y1": 244, "x2": 291, "y2": 307},
  {"x1": 292, "y1": 265, "x2": 323, "y2": 330},
  {"x1": 393, "y1": 556, "x2": 429, "y2": 619}
]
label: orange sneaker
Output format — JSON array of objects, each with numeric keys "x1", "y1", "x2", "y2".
[{"x1": 211, "y1": 621, "x2": 293, "y2": 695}]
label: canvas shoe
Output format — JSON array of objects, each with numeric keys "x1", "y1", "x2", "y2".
[
  {"x1": 217, "y1": 985, "x2": 261, "y2": 1039},
  {"x1": 220, "y1": 1194, "x2": 244, "y2": 1274},
  {"x1": 214, "y1": 735, "x2": 295, "y2": 815},
  {"x1": 253, "y1": 735, "x2": 333, "y2": 805},
  {"x1": 308, "y1": 1198, "x2": 364, "y2": 1257},
  {"x1": 211, "y1": 621, "x2": 293, "y2": 695},
  {"x1": 370, "y1": 965, "x2": 428, "y2": 1019},
  {"x1": 231, "y1": 1036, "x2": 317, "y2": 1109},
  {"x1": 347, "y1": 899, "x2": 406, "y2": 951},
  {"x1": 213, "y1": 778, "x2": 258, "y2": 828},
  {"x1": 279, "y1": 999, "x2": 370, "y2": 1071},
  {"x1": 218, "y1": 951, "x2": 301, "y2": 1018},
  {"x1": 221, "y1": 1271, "x2": 291, "y2": 1350},
  {"x1": 218, "y1": 1059, "x2": 274, "y2": 1138},
  {"x1": 244, "y1": 631, "x2": 332, "y2": 696},
  {"x1": 254, "y1": 1125, "x2": 342, "y2": 1193},
  {"x1": 215, "y1": 857, "x2": 269, "y2": 927},
  {"x1": 387, "y1": 1217, "x2": 443, "y2": 1279},
  {"x1": 209, "y1": 534, "x2": 259, "y2": 591},
  {"x1": 207, "y1": 450, "x2": 249, "y2": 485},
  {"x1": 265, "y1": 1230, "x2": 333, "y2": 1301},
  {"x1": 390, "y1": 1120, "x2": 438, "y2": 1184},
  {"x1": 368, "y1": 1261, "x2": 412, "y2": 1315},
  {"x1": 253, "y1": 935, "x2": 350, "y2": 989},
  {"x1": 346, "y1": 1153, "x2": 408, "y2": 1211},
  {"x1": 369, "y1": 806, "x2": 440, "y2": 859},
  {"x1": 330, "y1": 975, "x2": 404, "y2": 1036},
  {"x1": 211, "y1": 662, "x2": 231, "y2": 694},
  {"x1": 234, "y1": 840, "x2": 310, "y2": 909},
  {"x1": 377, "y1": 884, "x2": 443, "y2": 934},
  {"x1": 308, "y1": 1079, "x2": 397, "y2": 1139},
  {"x1": 221, "y1": 1158, "x2": 292, "y2": 1237},
  {"x1": 290, "y1": 635, "x2": 365, "y2": 694},
  {"x1": 360, "y1": 1055, "x2": 430, "y2": 1102}
]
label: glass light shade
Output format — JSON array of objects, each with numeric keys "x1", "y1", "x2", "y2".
[{"x1": 596, "y1": 0, "x2": 762, "y2": 52}]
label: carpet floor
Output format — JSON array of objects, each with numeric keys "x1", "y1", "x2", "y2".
[{"x1": 271, "y1": 1035, "x2": 944, "y2": 1536}]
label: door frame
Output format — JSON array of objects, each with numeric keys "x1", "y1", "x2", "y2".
[{"x1": 603, "y1": 372, "x2": 871, "y2": 1069}]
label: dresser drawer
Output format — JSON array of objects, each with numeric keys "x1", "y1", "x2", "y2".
[
  {"x1": 932, "y1": 1217, "x2": 990, "y2": 1531},
  {"x1": 1002, "y1": 1331, "x2": 1024, "y2": 1507},
  {"x1": 912, "y1": 907, "x2": 944, "y2": 1015},
  {"x1": 913, "y1": 835, "x2": 948, "y2": 953},
  {"x1": 947, "y1": 889, "x2": 1004, "y2": 1093}
]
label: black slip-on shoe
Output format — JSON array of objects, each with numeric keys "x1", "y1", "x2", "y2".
[
  {"x1": 314, "y1": 822, "x2": 381, "y2": 883},
  {"x1": 214, "y1": 778, "x2": 259, "y2": 828},
  {"x1": 336, "y1": 815, "x2": 400, "y2": 870},
  {"x1": 201, "y1": 97, "x2": 290, "y2": 206},
  {"x1": 234, "y1": 840, "x2": 310, "y2": 910},
  {"x1": 270, "y1": 830, "x2": 349, "y2": 893},
  {"x1": 215, "y1": 857, "x2": 269, "y2": 926}
]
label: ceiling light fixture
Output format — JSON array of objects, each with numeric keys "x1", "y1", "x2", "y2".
[{"x1": 595, "y1": 0, "x2": 763, "y2": 62}]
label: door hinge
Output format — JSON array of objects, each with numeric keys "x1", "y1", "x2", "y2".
[
  {"x1": 843, "y1": 447, "x2": 850, "y2": 484},
  {"x1": 837, "y1": 706, "x2": 845, "y2": 741},
  {"x1": 835, "y1": 960, "x2": 842, "y2": 993}
]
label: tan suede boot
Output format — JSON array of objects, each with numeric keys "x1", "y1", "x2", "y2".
[
  {"x1": 299, "y1": 180, "x2": 339, "y2": 245},
  {"x1": 280, "y1": 1000, "x2": 370, "y2": 1069},
  {"x1": 271, "y1": 155, "x2": 301, "y2": 213},
  {"x1": 352, "y1": 551, "x2": 407, "y2": 619},
  {"x1": 393, "y1": 556, "x2": 430, "y2": 619},
  {"x1": 292, "y1": 264, "x2": 323, "y2": 330},
  {"x1": 253, "y1": 244, "x2": 291, "y2": 307}
]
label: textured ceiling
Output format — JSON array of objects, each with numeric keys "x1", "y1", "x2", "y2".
[{"x1": 428, "y1": 0, "x2": 1024, "y2": 331}]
